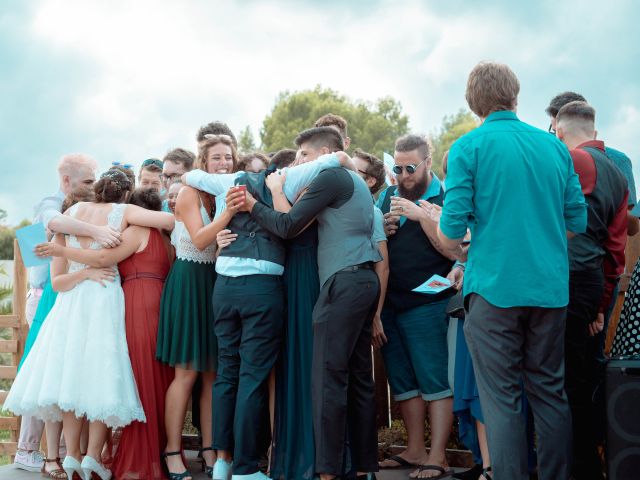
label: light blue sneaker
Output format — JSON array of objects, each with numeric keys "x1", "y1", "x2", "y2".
[
  {"x1": 213, "y1": 458, "x2": 233, "y2": 480},
  {"x1": 231, "y1": 471, "x2": 272, "y2": 480}
]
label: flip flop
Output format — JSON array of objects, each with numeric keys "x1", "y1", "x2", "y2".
[
  {"x1": 409, "y1": 464, "x2": 454, "y2": 479},
  {"x1": 379, "y1": 454, "x2": 418, "y2": 469}
]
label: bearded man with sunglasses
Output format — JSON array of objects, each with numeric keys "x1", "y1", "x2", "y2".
[{"x1": 375, "y1": 134, "x2": 460, "y2": 480}]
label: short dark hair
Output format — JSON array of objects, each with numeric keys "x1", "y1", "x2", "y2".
[
  {"x1": 196, "y1": 121, "x2": 237, "y2": 145},
  {"x1": 269, "y1": 149, "x2": 297, "y2": 169},
  {"x1": 394, "y1": 134, "x2": 431, "y2": 160},
  {"x1": 545, "y1": 91, "x2": 587, "y2": 117},
  {"x1": 128, "y1": 188, "x2": 162, "y2": 211},
  {"x1": 556, "y1": 101, "x2": 596, "y2": 136},
  {"x1": 238, "y1": 152, "x2": 269, "y2": 172},
  {"x1": 163, "y1": 148, "x2": 195, "y2": 171},
  {"x1": 353, "y1": 149, "x2": 386, "y2": 194},
  {"x1": 314, "y1": 113, "x2": 348, "y2": 139},
  {"x1": 294, "y1": 126, "x2": 344, "y2": 152},
  {"x1": 465, "y1": 62, "x2": 520, "y2": 118}
]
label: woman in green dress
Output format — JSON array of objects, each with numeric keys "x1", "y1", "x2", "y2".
[{"x1": 156, "y1": 136, "x2": 243, "y2": 480}]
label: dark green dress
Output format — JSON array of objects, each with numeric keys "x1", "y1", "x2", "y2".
[
  {"x1": 156, "y1": 220, "x2": 218, "y2": 372},
  {"x1": 271, "y1": 225, "x2": 320, "y2": 480}
]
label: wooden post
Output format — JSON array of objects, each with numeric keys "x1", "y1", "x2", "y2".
[
  {"x1": 0, "y1": 240, "x2": 29, "y2": 460},
  {"x1": 12, "y1": 239, "x2": 28, "y2": 367},
  {"x1": 606, "y1": 233, "x2": 640, "y2": 353},
  {"x1": 373, "y1": 349, "x2": 390, "y2": 429}
]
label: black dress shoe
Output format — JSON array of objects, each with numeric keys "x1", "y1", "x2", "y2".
[{"x1": 453, "y1": 464, "x2": 483, "y2": 480}]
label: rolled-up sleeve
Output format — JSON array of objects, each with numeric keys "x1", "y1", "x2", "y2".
[
  {"x1": 184, "y1": 170, "x2": 237, "y2": 196},
  {"x1": 440, "y1": 141, "x2": 474, "y2": 240},
  {"x1": 563, "y1": 154, "x2": 588, "y2": 234},
  {"x1": 34, "y1": 196, "x2": 63, "y2": 230}
]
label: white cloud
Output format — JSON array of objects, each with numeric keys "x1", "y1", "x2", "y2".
[{"x1": 2, "y1": 0, "x2": 638, "y2": 224}]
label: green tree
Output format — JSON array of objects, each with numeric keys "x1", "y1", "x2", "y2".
[
  {"x1": 0, "y1": 227, "x2": 15, "y2": 260},
  {"x1": 260, "y1": 86, "x2": 409, "y2": 157},
  {"x1": 430, "y1": 109, "x2": 478, "y2": 176},
  {"x1": 0, "y1": 219, "x2": 31, "y2": 260},
  {"x1": 237, "y1": 125, "x2": 257, "y2": 155}
]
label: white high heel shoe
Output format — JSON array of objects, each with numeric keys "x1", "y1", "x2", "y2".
[
  {"x1": 80, "y1": 455, "x2": 112, "y2": 480},
  {"x1": 62, "y1": 456, "x2": 82, "y2": 479}
]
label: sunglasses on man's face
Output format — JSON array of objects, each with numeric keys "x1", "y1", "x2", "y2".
[
  {"x1": 392, "y1": 158, "x2": 426, "y2": 175},
  {"x1": 112, "y1": 161, "x2": 134, "y2": 169}
]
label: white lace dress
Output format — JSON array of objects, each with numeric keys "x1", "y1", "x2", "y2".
[{"x1": 5, "y1": 203, "x2": 146, "y2": 428}]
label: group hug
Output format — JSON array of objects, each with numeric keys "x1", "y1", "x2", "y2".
[{"x1": 5, "y1": 61, "x2": 640, "y2": 480}]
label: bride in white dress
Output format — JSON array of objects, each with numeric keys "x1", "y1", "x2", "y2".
[{"x1": 6, "y1": 169, "x2": 174, "y2": 480}]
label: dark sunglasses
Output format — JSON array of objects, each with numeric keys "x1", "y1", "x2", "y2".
[
  {"x1": 112, "y1": 161, "x2": 134, "y2": 169},
  {"x1": 141, "y1": 158, "x2": 163, "y2": 169},
  {"x1": 392, "y1": 158, "x2": 426, "y2": 175}
]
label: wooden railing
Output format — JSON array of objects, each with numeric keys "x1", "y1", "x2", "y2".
[{"x1": 0, "y1": 240, "x2": 28, "y2": 459}]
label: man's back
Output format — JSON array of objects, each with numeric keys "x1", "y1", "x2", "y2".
[
  {"x1": 315, "y1": 168, "x2": 382, "y2": 286},
  {"x1": 441, "y1": 110, "x2": 586, "y2": 308}
]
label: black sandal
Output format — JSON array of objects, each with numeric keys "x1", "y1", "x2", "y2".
[
  {"x1": 481, "y1": 466, "x2": 493, "y2": 480},
  {"x1": 42, "y1": 457, "x2": 67, "y2": 479},
  {"x1": 162, "y1": 451, "x2": 192, "y2": 480},
  {"x1": 199, "y1": 447, "x2": 215, "y2": 476},
  {"x1": 379, "y1": 454, "x2": 418, "y2": 469}
]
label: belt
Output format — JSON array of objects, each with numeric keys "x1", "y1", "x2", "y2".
[
  {"x1": 338, "y1": 262, "x2": 374, "y2": 273},
  {"x1": 122, "y1": 272, "x2": 165, "y2": 283}
]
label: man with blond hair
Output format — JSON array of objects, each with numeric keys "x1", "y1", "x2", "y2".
[
  {"x1": 432, "y1": 62, "x2": 587, "y2": 480},
  {"x1": 15, "y1": 153, "x2": 121, "y2": 474}
]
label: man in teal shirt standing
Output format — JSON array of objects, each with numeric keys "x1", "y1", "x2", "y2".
[{"x1": 428, "y1": 62, "x2": 587, "y2": 480}]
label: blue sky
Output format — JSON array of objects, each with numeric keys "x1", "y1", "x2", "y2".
[{"x1": 1, "y1": 0, "x2": 638, "y2": 224}]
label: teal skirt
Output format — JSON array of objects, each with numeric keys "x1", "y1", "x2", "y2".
[
  {"x1": 19, "y1": 278, "x2": 58, "y2": 371},
  {"x1": 156, "y1": 259, "x2": 218, "y2": 372}
]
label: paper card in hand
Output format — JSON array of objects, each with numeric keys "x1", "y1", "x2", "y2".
[
  {"x1": 15, "y1": 223, "x2": 51, "y2": 268},
  {"x1": 412, "y1": 274, "x2": 452, "y2": 294}
]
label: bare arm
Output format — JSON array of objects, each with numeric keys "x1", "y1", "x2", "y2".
[
  {"x1": 178, "y1": 187, "x2": 242, "y2": 251},
  {"x1": 391, "y1": 197, "x2": 457, "y2": 260},
  {"x1": 125, "y1": 204, "x2": 175, "y2": 231},
  {"x1": 50, "y1": 234, "x2": 116, "y2": 291},
  {"x1": 372, "y1": 240, "x2": 389, "y2": 349},
  {"x1": 48, "y1": 214, "x2": 122, "y2": 248},
  {"x1": 37, "y1": 226, "x2": 145, "y2": 268},
  {"x1": 266, "y1": 172, "x2": 292, "y2": 213}
]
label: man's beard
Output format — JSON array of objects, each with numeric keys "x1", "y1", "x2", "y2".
[{"x1": 398, "y1": 174, "x2": 429, "y2": 201}]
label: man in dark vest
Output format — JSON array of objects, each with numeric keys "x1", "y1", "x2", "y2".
[
  {"x1": 375, "y1": 134, "x2": 461, "y2": 479},
  {"x1": 242, "y1": 148, "x2": 382, "y2": 480},
  {"x1": 556, "y1": 101, "x2": 628, "y2": 480},
  {"x1": 183, "y1": 151, "x2": 346, "y2": 480}
]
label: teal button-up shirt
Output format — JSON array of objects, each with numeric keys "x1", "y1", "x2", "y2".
[{"x1": 440, "y1": 110, "x2": 587, "y2": 308}]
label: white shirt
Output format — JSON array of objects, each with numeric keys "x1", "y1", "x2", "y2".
[{"x1": 184, "y1": 154, "x2": 341, "y2": 277}]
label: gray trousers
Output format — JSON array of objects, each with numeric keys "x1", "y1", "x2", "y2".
[{"x1": 464, "y1": 293, "x2": 571, "y2": 480}]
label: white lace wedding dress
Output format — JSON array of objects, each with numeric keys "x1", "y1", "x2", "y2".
[{"x1": 5, "y1": 203, "x2": 145, "y2": 428}]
